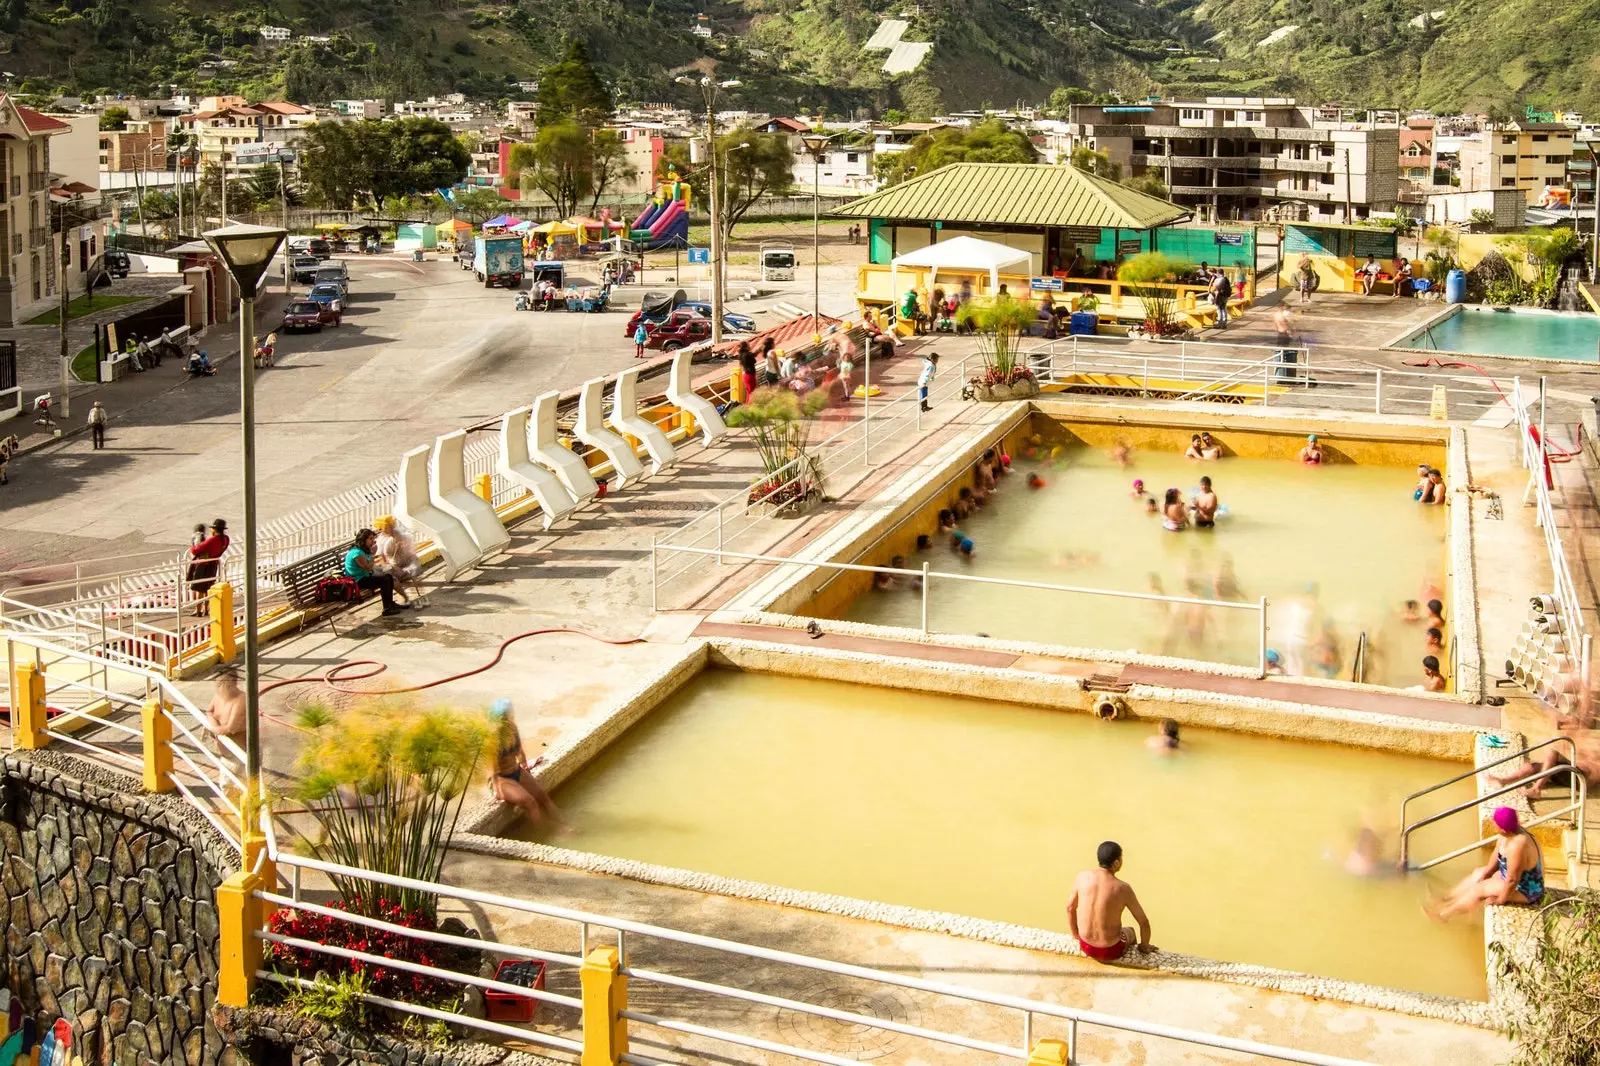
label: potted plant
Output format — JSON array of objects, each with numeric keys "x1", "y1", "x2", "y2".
[
  {"x1": 1117, "y1": 252, "x2": 1192, "y2": 339},
  {"x1": 956, "y1": 293, "x2": 1041, "y2": 401},
  {"x1": 726, "y1": 386, "x2": 831, "y2": 516}
]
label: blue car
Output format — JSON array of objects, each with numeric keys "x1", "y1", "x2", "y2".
[
  {"x1": 680, "y1": 301, "x2": 755, "y2": 333},
  {"x1": 305, "y1": 283, "x2": 345, "y2": 322}
]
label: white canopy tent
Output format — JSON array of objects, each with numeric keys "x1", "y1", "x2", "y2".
[{"x1": 888, "y1": 235, "x2": 1033, "y2": 301}]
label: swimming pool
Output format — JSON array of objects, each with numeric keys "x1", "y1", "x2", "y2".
[
  {"x1": 810, "y1": 420, "x2": 1450, "y2": 688},
  {"x1": 1393, "y1": 306, "x2": 1600, "y2": 362},
  {"x1": 508, "y1": 670, "x2": 1486, "y2": 999}
]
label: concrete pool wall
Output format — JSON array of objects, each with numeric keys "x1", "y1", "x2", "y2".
[
  {"x1": 728, "y1": 399, "x2": 1479, "y2": 696},
  {"x1": 454, "y1": 640, "x2": 1502, "y2": 1025}
]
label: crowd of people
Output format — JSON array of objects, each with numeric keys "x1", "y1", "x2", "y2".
[{"x1": 732, "y1": 328, "x2": 869, "y2": 406}]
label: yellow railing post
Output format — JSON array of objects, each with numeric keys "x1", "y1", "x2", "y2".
[
  {"x1": 11, "y1": 660, "x2": 47, "y2": 750},
  {"x1": 217, "y1": 870, "x2": 264, "y2": 1008},
  {"x1": 473, "y1": 473, "x2": 493, "y2": 502},
  {"x1": 580, "y1": 945, "x2": 628, "y2": 1066},
  {"x1": 141, "y1": 697, "x2": 173, "y2": 793},
  {"x1": 728, "y1": 365, "x2": 745, "y2": 404},
  {"x1": 241, "y1": 826, "x2": 277, "y2": 919},
  {"x1": 209, "y1": 581, "x2": 236, "y2": 662},
  {"x1": 1029, "y1": 1038, "x2": 1071, "y2": 1066}
]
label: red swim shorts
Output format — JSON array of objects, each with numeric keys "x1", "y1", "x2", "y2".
[{"x1": 1078, "y1": 936, "x2": 1128, "y2": 962}]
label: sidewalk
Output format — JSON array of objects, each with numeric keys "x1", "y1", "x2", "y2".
[{"x1": 5, "y1": 292, "x2": 285, "y2": 457}]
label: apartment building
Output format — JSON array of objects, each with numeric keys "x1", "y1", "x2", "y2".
[
  {"x1": 1066, "y1": 98, "x2": 1400, "y2": 222},
  {"x1": 1569, "y1": 134, "x2": 1594, "y2": 207},
  {"x1": 796, "y1": 143, "x2": 876, "y2": 192},
  {"x1": 178, "y1": 98, "x2": 315, "y2": 175},
  {"x1": 1458, "y1": 121, "x2": 1575, "y2": 205},
  {"x1": 331, "y1": 99, "x2": 384, "y2": 119},
  {"x1": 99, "y1": 118, "x2": 169, "y2": 172},
  {"x1": 1399, "y1": 120, "x2": 1433, "y2": 182},
  {"x1": 0, "y1": 96, "x2": 75, "y2": 326}
]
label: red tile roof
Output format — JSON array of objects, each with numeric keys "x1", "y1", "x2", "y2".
[
  {"x1": 711, "y1": 313, "x2": 849, "y2": 358},
  {"x1": 15, "y1": 105, "x2": 70, "y2": 133}
]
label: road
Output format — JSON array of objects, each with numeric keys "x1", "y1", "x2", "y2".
[{"x1": 0, "y1": 250, "x2": 863, "y2": 572}]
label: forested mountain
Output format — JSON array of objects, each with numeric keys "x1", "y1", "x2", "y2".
[{"x1": 1, "y1": 0, "x2": 1594, "y2": 115}]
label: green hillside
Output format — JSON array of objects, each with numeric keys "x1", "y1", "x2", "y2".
[{"x1": 0, "y1": 0, "x2": 1594, "y2": 115}]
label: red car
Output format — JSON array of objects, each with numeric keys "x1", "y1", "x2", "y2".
[
  {"x1": 643, "y1": 310, "x2": 713, "y2": 351},
  {"x1": 281, "y1": 299, "x2": 339, "y2": 332}
]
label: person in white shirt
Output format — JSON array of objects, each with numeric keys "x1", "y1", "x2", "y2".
[
  {"x1": 918, "y1": 352, "x2": 939, "y2": 412},
  {"x1": 86, "y1": 401, "x2": 107, "y2": 450},
  {"x1": 374, "y1": 516, "x2": 424, "y2": 605}
]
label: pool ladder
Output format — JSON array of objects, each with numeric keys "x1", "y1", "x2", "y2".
[
  {"x1": 1398, "y1": 735, "x2": 1587, "y2": 872},
  {"x1": 1349, "y1": 632, "x2": 1368, "y2": 684}
]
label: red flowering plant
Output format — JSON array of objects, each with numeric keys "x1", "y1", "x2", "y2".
[{"x1": 264, "y1": 897, "x2": 464, "y2": 1003}]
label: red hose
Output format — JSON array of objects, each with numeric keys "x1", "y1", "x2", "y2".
[
  {"x1": 1401, "y1": 354, "x2": 1581, "y2": 464},
  {"x1": 256, "y1": 627, "x2": 645, "y2": 729}
]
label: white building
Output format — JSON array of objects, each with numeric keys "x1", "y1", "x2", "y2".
[
  {"x1": 796, "y1": 144, "x2": 877, "y2": 192},
  {"x1": 331, "y1": 100, "x2": 383, "y2": 119},
  {"x1": 258, "y1": 26, "x2": 290, "y2": 41}
]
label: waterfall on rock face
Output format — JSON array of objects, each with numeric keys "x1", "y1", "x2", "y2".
[{"x1": 1558, "y1": 265, "x2": 1582, "y2": 312}]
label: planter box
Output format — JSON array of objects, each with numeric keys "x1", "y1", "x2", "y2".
[{"x1": 970, "y1": 379, "x2": 1041, "y2": 402}]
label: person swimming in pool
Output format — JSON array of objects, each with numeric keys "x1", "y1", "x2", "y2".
[
  {"x1": 938, "y1": 508, "x2": 956, "y2": 534},
  {"x1": 1428, "y1": 806, "x2": 1545, "y2": 920},
  {"x1": 1184, "y1": 434, "x2": 1205, "y2": 460},
  {"x1": 1264, "y1": 648, "x2": 1286, "y2": 675},
  {"x1": 1424, "y1": 467, "x2": 1446, "y2": 505},
  {"x1": 916, "y1": 534, "x2": 932, "y2": 551},
  {"x1": 1425, "y1": 599, "x2": 1445, "y2": 630},
  {"x1": 1162, "y1": 488, "x2": 1188, "y2": 532},
  {"x1": 1197, "y1": 432, "x2": 1221, "y2": 460},
  {"x1": 1213, "y1": 556, "x2": 1242, "y2": 601},
  {"x1": 1112, "y1": 438, "x2": 1132, "y2": 468},
  {"x1": 1299, "y1": 434, "x2": 1324, "y2": 465},
  {"x1": 1424, "y1": 626, "x2": 1443, "y2": 653},
  {"x1": 1131, "y1": 478, "x2": 1145, "y2": 498},
  {"x1": 1144, "y1": 495, "x2": 1159, "y2": 516},
  {"x1": 1146, "y1": 718, "x2": 1181, "y2": 753},
  {"x1": 958, "y1": 537, "x2": 975, "y2": 557},
  {"x1": 1191, "y1": 476, "x2": 1219, "y2": 527},
  {"x1": 955, "y1": 488, "x2": 974, "y2": 519},
  {"x1": 1400, "y1": 599, "x2": 1423, "y2": 623},
  {"x1": 1413, "y1": 463, "x2": 1431, "y2": 501},
  {"x1": 1028, "y1": 472, "x2": 1046, "y2": 489},
  {"x1": 1067, "y1": 841, "x2": 1156, "y2": 961},
  {"x1": 1421, "y1": 654, "x2": 1447, "y2": 692}
]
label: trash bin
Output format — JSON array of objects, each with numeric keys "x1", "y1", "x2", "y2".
[
  {"x1": 1068, "y1": 312, "x2": 1099, "y2": 336},
  {"x1": 1275, "y1": 347, "x2": 1299, "y2": 381},
  {"x1": 1444, "y1": 269, "x2": 1467, "y2": 304},
  {"x1": 411, "y1": 249, "x2": 425, "y2": 262}
]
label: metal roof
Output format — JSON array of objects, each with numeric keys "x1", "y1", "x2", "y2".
[
  {"x1": 833, "y1": 163, "x2": 1191, "y2": 230},
  {"x1": 864, "y1": 20, "x2": 908, "y2": 50}
]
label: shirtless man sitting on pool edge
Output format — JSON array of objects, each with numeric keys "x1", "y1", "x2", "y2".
[{"x1": 1067, "y1": 841, "x2": 1156, "y2": 961}]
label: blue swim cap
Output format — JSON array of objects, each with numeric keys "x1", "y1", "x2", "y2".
[
  {"x1": 1266, "y1": 649, "x2": 1281, "y2": 664},
  {"x1": 960, "y1": 538, "x2": 974, "y2": 553},
  {"x1": 489, "y1": 698, "x2": 512, "y2": 719}
]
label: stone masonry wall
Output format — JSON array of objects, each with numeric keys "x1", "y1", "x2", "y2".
[{"x1": 0, "y1": 751, "x2": 237, "y2": 1066}]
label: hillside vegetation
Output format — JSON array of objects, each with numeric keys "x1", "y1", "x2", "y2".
[{"x1": 0, "y1": 0, "x2": 1594, "y2": 115}]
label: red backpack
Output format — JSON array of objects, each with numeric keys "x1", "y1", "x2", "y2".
[{"x1": 315, "y1": 576, "x2": 360, "y2": 603}]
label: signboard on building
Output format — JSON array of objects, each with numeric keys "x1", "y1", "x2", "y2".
[
  {"x1": 1064, "y1": 227, "x2": 1101, "y2": 243},
  {"x1": 1118, "y1": 239, "x2": 1143, "y2": 256},
  {"x1": 1030, "y1": 276, "x2": 1064, "y2": 292},
  {"x1": 234, "y1": 142, "x2": 295, "y2": 163},
  {"x1": 1213, "y1": 232, "x2": 1245, "y2": 246},
  {"x1": 687, "y1": 247, "x2": 710, "y2": 264}
]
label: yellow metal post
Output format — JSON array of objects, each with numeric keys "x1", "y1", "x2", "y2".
[
  {"x1": 11, "y1": 661, "x2": 47, "y2": 750},
  {"x1": 216, "y1": 870, "x2": 264, "y2": 1008},
  {"x1": 141, "y1": 697, "x2": 173, "y2": 793},
  {"x1": 728, "y1": 365, "x2": 745, "y2": 404},
  {"x1": 473, "y1": 473, "x2": 493, "y2": 502},
  {"x1": 209, "y1": 581, "x2": 236, "y2": 662},
  {"x1": 580, "y1": 945, "x2": 628, "y2": 1066},
  {"x1": 241, "y1": 827, "x2": 276, "y2": 918},
  {"x1": 1029, "y1": 1038, "x2": 1071, "y2": 1066}
]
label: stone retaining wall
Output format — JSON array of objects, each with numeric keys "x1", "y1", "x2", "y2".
[
  {"x1": 213, "y1": 1007, "x2": 563, "y2": 1066},
  {"x1": 0, "y1": 751, "x2": 236, "y2": 1066}
]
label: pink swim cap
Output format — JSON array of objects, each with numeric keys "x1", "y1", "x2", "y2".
[
  {"x1": 1133, "y1": 478, "x2": 1144, "y2": 489},
  {"x1": 1492, "y1": 806, "x2": 1519, "y2": 834}
]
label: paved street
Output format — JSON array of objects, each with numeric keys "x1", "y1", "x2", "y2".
[{"x1": 0, "y1": 249, "x2": 863, "y2": 571}]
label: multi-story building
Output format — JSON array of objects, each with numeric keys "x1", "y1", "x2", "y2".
[
  {"x1": 1458, "y1": 121, "x2": 1576, "y2": 205},
  {"x1": 331, "y1": 100, "x2": 384, "y2": 119},
  {"x1": 0, "y1": 96, "x2": 75, "y2": 326},
  {"x1": 1066, "y1": 98, "x2": 1400, "y2": 222},
  {"x1": 795, "y1": 143, "x2": 876, "y2": 192},
  {"x1": 178, "y1": 98, "x2": 315, "y2": 175},
  {"x1": 45, "y1": 114, "x2": 109, "y2": 311},
  {"x1": 98, "y1": 118, "x2": 169, "y2": 172},
  {"x1": 608, "y1": 125, "x2": 664, "y2": 197},
  {"x1": 1570, "y1": 134, "x2": 1595, "y2": 207},
  {"x1": 1399, "y1": 120, "x2": 1433, "y2": 182}
]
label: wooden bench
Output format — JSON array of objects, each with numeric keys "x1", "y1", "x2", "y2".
[{"x1": 273, "y1": 546, "x2": 370, "y2": 623}]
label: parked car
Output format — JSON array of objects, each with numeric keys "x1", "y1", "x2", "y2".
[
  {"x1": 311, "y1": 265, "x2": 349, "y2": 296},
  {"x1": 290, "y1": 256, "x2": 321, "y2": 284},
  {"x1": 288, "y1": 236, "x2": 334, "y2": 260},
  {"x1": 644, "y1": 310, "x2": 714, "y2": 351},
  {"x1": 625, "y1": 289, "x2": 755, "y2": 337},
  {"x1": 304, "y1": 283, "x2": 345, "y2": 322},
  {"x1": 281, "y1": 299, "x2": 336, "y2": 332},
  {"x1": 104, "y1": 250, "x2": 131, "y2": 279},
  {"x1": 679, "y1": 301, "x2": 756, "y2": 333}
]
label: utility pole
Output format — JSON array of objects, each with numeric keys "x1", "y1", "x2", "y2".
[
  {"x1": 705, "y1": 103, "x2": 722, "y2": 346},
  {"x1": 1343, "y1": 148, "x2": 1353, "y2": 225},
  {"x1": 280, "y1": 154, "x2": 291, "y2": 295},
  {"x1": 56, "y1": 196, "x2": 74, "y2": 416},
  {"x1": 220, "y1": 155, "x2": 232, "y2": 320},
  {"x1": 799, "y1": 131, "x2": 837, "y2": 332}
]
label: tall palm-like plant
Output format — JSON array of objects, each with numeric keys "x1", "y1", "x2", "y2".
[
  {"x1": 1118, "y1": 252, "x2": 1193, "y2": 337},
  {"x1": 726, "y1": 386, "x2": 830, "y2": 509},
  {"x1": 955, "y1": 293, "x2": 1039, "y2": 387},
  {"x1": 294, "y1": 699, "x2": 493, "y2": 920}
]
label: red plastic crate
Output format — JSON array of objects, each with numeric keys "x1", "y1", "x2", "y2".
[{"x1": 484, "y1": 959, "x2": 546, "y2": 1023}]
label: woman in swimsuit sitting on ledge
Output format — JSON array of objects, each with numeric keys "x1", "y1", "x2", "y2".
[{"x1": 1427, "y1": 806, "x2": 1544, "y2": 920}]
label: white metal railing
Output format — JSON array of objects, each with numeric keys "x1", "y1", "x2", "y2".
[
  {"x1": 653, "y1": 542, "x2": 1269, "y2": 675},
  {"x1": 261, "y1": 850, "x2": 1375, "y2": 1066},
  {"x1": 1511, "y1": 376, "x2": 1592, "y2": 704},
  {"x1": 2, "y1": 632, "x2": 248, "y2": 853}
]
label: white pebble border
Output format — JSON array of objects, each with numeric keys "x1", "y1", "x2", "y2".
[{"x1": 451, "y1": 642, "x2": 1503, "y2": 1024}]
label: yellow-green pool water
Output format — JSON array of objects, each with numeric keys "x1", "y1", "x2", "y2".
[
  {"x1": 831, "y1": 445, "x2": 1448, "y2": 687},
  {"x1": 520, "y1": 672, "x2": 1487, "y2": 999}
]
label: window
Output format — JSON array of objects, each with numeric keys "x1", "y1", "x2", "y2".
[
  {"x1": 846, "y1": 152, "x2": 858, "y2": 163},
  {"x1": 1502, "y1": 154, "x2": 1516, "y2": 164},
  {"x1": 1502, "y1": 177, "x2": 1517, "y2": 186},
  {"x1": 1502, "y1": 135, "x2": 1516, "y2": 145},
  {"x1": 1179, "y1": 108, "x2": 1208, "y2": 122},
  {"x1": 1531, "y1": 134, "x2": 1548, "y2": 142},
  {"x1": 1546, "y1": 155, "x2": 1569, "y2": 165},
  {"x1": 1318, "y1": 144, "x2": 1335, "y2": 157},
  {"x1": 1319, "y1": 172, "x2": 1334, "y2": 185}
]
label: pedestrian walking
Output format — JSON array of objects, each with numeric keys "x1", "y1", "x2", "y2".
[
  {"x1": 918, "y1": 352, "x2": 939, "y2": 413},
  {"x1": 87, "y1": 401, "x2": 107, "y2": 449},
  {"x1": 1210, "y1": 269, "x2": 1231, "y2": 328},
  {"x1": 633, "y1": 319, "x2": 648, "y2": 359}
]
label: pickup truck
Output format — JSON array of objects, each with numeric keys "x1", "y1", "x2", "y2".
[
  {"x1": 290, "y1": 255, "x2": 322, "y2": 284},
  {"x1": 474, "y1": 235, "x2": 524, "y2": 289},
  {"x1": 643, "y1": 310, "x2": 714, "y2": 351}
]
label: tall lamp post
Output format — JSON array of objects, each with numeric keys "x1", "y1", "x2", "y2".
[
  {"x1": 202, "y1": 224, "x2": 287, "y2": 794},
  {"x1": 675, "y1": 75, "x2": 740, "y2": 345},
  {"x1": 798, "y1": 131, "x2": 837, "y2": 334}
]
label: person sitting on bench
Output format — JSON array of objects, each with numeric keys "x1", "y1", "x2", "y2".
[{"x1": 345, "y1": 528, "x2": 408, "y2": 616}]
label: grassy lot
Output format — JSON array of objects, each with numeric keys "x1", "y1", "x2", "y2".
[
  {"x1": 26, "y1": 293, "x2": 146, "y2": 326},
  {"x1": 70, "y1": 343, "x2": 99, "y2": 382}
]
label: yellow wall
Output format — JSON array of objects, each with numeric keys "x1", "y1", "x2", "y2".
[{"x1": 1049, "y1": 417, "x2": 1446, "y2": 467}]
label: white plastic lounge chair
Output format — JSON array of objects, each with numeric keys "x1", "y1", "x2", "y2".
[
  {"x1": 609, "y1": 367, "x2": 676, "y2": 473},
  {"x1": 496, "y1": 407, "x2": 578, "y2": 529},
  {"x1": 395, "y1": 444, "x2": 478, "y2": 580},
  {"x1": 573, "y1": 377, "x2": 644, "y2": 488},
  {"x1": 666, "y1": 348, "x2": 728, "y2": 444},
  {"x1": 530, "y1": 390, "x2": 599, "y2": 501},
  {"x1": 430, "y1": 430, "x2": 511, "y2": 556}
]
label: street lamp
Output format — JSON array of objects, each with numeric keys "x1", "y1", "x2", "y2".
[
  {"x1": 676, "y1": 75, "x2": 740, "y2": 344},
  {"x1": 202, "y1": 223, "x2": 287, "y2": 796},
  {"x1": 798, "y1": 131, "x2": 837, "y2": 332}
]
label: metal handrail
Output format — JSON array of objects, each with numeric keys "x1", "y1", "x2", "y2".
[
  {"x1": 1350, "y1": 631, "x2": 1368, "y2": 684},
  {"x1": 1173, "y1": 352, "x2": 1281, "y2": 401},
  {"x1": 1399, "y1": 753, "x2": 1587, "y2": 871},
  {"x1": 1400, "y1": 736, "x2": 1576, "y2": 823}
]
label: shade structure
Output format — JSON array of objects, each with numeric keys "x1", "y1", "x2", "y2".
[
  {"x1": 483, "y1": 214, "x2": 524, "y2": 229},
  {"x1": 888, "y1": 234, "x2": 1033, "y2": 296}
]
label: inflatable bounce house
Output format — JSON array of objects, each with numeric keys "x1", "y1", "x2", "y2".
[{"x1": 630, "y1": 169, "x2": 692, "y2": 250}]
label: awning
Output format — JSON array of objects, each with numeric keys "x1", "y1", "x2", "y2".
[
  {"x1": 888, "y1": 235, "x2": 1033, "y2": 295},
  {"x1": 483, "y1": 214, "x2": 523, "y2": 228}
]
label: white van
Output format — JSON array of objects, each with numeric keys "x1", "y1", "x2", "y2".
[{"x1": 761, "y1": 243, "x2": 796, "y2": 282}]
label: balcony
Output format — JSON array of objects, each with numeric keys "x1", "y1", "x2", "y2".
[
  {"x1": 1080, "y1": 123, "x2": 1334, "y2": 143},
  {"x1": 27, "y1": 173, "x2": 47, "y2": 194},
  {"x1": 1132, "y1": 153, "x2": 1335, "y2": 173},
  {"x1": 29, "y1": 226, "x2": 47, "y2": 248},
  {"x1": 1168, "y1": 183, "x2": 1338, "y2": 202}
]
